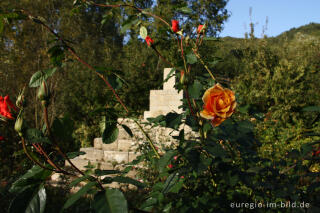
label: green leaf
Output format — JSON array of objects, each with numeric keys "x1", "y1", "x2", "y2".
[
  {"x1": 29, "y1": 68, "x2": 57, "y2": 88},
  {"x1": 69, "y1": 175, "x2": 92, "y2": 187},
  {"x1": 48, "y1": 45, "x2": 65, "y2": 66},
  {"x1": 140, "y1": 197, "x2": 157, "y2": 211},
  {"x1": 186, "y1": 52, "x2": 197, "y2": 64},
  {"x1": 25, "y1": 185, "x2": 46, "y2": 213},
  {"x1": 158, "y1": 150, "x2": 177, "y2": 173},
  {"x1": 101, "y1": 112, "x2": 118, "y2": 144},
  {"x1": 163, "y1": 68, "x2": 176, "y2": 83},
  {"x1": 94, "y1": 169, "x2": 122, "y2": 176},
  {"x1": 121, "y1": 124, "x2": 133, "y2": 137},
  {"x1": 9, "y1": 185, "x2": 46, "y2": 213},
  {"x1": 205, "y1": 144, "x2": 227, "y2": 158},
  {"x1": 188, "y1": 80, "x2": 202, "y2": 98},
  {"x1": 140, "y1": 26, "x2": 147, "y2": 39},
  {"x1": 120, "y1": 16, "x2": 139, "y2": 34},
  {"x1": 112, "y1": 176, "x2": 146, "y2": 188},
  {"x1": 62, "y1": 182, "x2": 96, "y2": 210},
  {"x1": 10, "y1": 166, "x2": 52, "y2": 194},
  {"x1": 162, "y1": 173, "x2": 180, "y2": 194},
  {"x1": 238, "y1": 104, "x2": 250, "y2": 114},
  {"x1": 177, "y1": 6, "x2": 192, "y2": 14},
  {"x1": 147, "y1": 114, "x2": 165, "y2": 124},
  {"x1": 93, "y1": 189, "x2": 128, "y2": 213},
  {"x1": 107, "y1": 74, "x2": 122, "y2": 90},
  {"x1": 66, "y1": 151, "x2": 85, "y2": 159},
  {"x1": 102, "y1": 125, "x2": 119, "y2": 144},
  {"x1": 185, "y1": 115, "x2": 198, "y2": 131},
  {"x1": 165, "y1": 112, "x2": 183, "y2": 130},
  {"x1": 302, "y1": 106, "x2": 320, "y2": 112},
  {"x1": 25, "y1": 128, "x2": 51, "y2": 144}
]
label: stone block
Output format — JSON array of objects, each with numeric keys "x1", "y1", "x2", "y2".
[
  {"x1": 79, "y1": 148, "x2": 104, "y2": 161},
  {"x1": 128, "y1": 152, "x2": 139, "y2": 162},
  {"x1": 94, "y1": 138, "x2": 103, "y2": 149},
  {"x1": 95, "y1": 162, "x2": 114, "y2": 170},
  {"x1": 118, "y1": 139, "x2": 137, "y2": 152},
  {"x1": 101, "y1": 141, "x2": 118, "y2": 151},
  {"x1": 51, "y1": 173, "x2": 63, "y2": 182},
  {"x1": 118, "y1": 127, "x2": 132, "y2": 140},
  {"x1": 65, "y1": 158, "x2": 95, "y2": 170},
  {"x1": 104, "y1": 151, "x2": 129, "y2": 163}
]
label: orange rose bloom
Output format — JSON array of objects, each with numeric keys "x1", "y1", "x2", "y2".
[{"x1": 200, "y1": 84, "x2": 236, "y2": 127}]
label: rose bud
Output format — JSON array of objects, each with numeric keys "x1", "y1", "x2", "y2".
[
  {"x1": 145, "y1": 36, "x2": 154, "y2": 47},
  {"x1": 171, "y1": 20, "x2": 179, "y2": 33},
  {"x1": 197, "y1": 24, "x2": 206, "y2": 34},
  {"x1": 180, "y1": 70, "x2": 186, "y2": 85},
  {"x1": 14, "y1": 115, "x2": 24, "y2": 136},
  {"x1": 37, "y1": 82, "x2": 47, "y2": 101}
]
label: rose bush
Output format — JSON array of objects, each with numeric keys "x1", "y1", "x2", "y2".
[{"x1": 0, "y1": 2, "x2": 319, "y2": 212}]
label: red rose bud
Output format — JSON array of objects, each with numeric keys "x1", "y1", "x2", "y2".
[
  {"x1": 197, "y1": 25, "x2": 206, "y2": 34},
  {"x1": 180, "y1": 70, "x2": 186, "y2": 85},
  {"x1": 180, "y1": 176, "x2": 184, "y2": 179},
  {"x1": 145, "y1": 36, "x2": 154, "y2": 47},
  {"x1": 171, "y1": 20, "x2": 179, "y2": 33},
  {"x1": 0, "y1": 136, "x2": 4, "y2": 141},
  {"x1": 168, "y1": 164, "x2": 173, "y2": 169},
  {"x1": 0, "y1": 95, "x2": 16, "y2": 119}
]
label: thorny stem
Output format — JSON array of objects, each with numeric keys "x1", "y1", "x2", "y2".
[
  {"x1": 22, "y1": 138, "x2": 56, "y2": 172},
  {"x1": 191, "y1": 35, "x2": 215, "y2": 81},
  {"x1": 184, "y1": 86, "x2": 197, "y2": 120},
  {"x1": 23, "y1": 10, "x2": 160, "y2": 163},
  {"x1": 19, "y1": 12, "x2": 159, "y2": 182},
  {"x1": 43, "y1": 104, "x2": 105, "y2": 190},
  {"x1": 134, "y1": 119, "x2": 160, "y2": 159},
  {"x1": 32, "y1": 143, "x2": 61, "y2": 172},
  {"x1": 192, "y1": 49, "x2": 215, "y2": 81}
]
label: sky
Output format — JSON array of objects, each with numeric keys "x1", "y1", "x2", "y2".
[{"x1": 220, "y1": 0, "x2": 320, "y2": 38}]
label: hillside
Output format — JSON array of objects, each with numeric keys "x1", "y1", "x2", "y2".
[{"x1": 220, "y1": 22, "x2": 320, "y2": 43}]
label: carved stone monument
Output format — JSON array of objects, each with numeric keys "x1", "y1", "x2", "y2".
[
  {"x1": 143, "y1": 68, "x2": 183, "y2": 120},
  {"x1": 63, "y1": 68, "x2": 192, "y2": 187}
]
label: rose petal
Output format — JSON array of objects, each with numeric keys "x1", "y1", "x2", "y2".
[{"x1": 200, "y1": 109, "x2": 215, "y2": 120}]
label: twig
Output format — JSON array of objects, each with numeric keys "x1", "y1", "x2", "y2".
[{"x1": 22, "y1": 138, "x2": 56, "y2": 172}]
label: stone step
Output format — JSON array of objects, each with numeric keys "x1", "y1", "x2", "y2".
[
  {"x1": 79, "y1": 147, "x2": 104, "y2": 161},
  {"x1": 118, "y1": 139, "x2": 138, "y2": 152},
  {"x1": 94, "y1": 138, "x2": 118, "y2": 151},
  {"x1": 65, "y1": 157, "x2": 114, "y2": 171},
  {"x1": 118, "y1": 127, "x2": 133, "y2": 140},
  {"x1": 104, "y1": 151, "x2": 129, "y2": 163}
]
